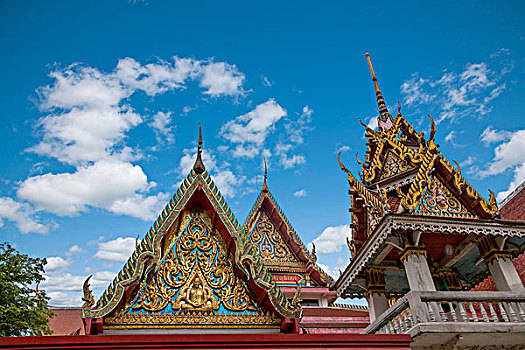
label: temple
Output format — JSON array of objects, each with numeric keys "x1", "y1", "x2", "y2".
[
  {"x1": 334, "y1": 53, "x2": 525, "y2": 349},
  {"x1": 3, "y1": 54, "x2": 524, "y2": 350}
]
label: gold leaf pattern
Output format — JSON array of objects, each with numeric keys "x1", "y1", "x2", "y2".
[
  {"x1": 417, "y1": 177, "x2": 475, "y2": 218},
  {"x1": 117, "y1": 211, "x2": 269, "y2": 325}
]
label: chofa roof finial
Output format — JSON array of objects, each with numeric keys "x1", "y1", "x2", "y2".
[
  {"x1": 262, "y1": 158, "x2": 269, "y2": 192},
  {"x1": 193, "y1": 123, "x2": 206, "y2": 174},
  {"x1": 366, "y1": 52, "x2": 393, "y2": 131}
]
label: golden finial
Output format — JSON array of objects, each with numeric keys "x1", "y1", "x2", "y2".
[
  {"x1": 262, "y1": 158, "x2": 269, "y2": 193},
  {"x1": 35, "y1": 282, "x2": 40, "y2": 297},
  {"x1": 311, "y1": 243, "x2": 317, "y2": 263},
  {"x1": 135, "y1": 234, "x2": 139, "y2": 249},
  {"x1": 193, "y1": 123, "x2": 205, "y2": 174},
  {"x1": 366, "y1": 52, "x2": 389, "y2": 115}
]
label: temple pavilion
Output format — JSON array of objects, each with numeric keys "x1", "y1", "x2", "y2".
[{"x1": 334, "y1": 53, "x2": 525, "y2": 349}]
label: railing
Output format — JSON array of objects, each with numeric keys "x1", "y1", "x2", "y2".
[{"x1": 363, "y1": 291, "x2": 525, "y2": 335}]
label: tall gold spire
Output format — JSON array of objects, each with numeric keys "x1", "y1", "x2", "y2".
[
  {"x1": 193, "y1": 123, "x2": 205, "y2": 174},
  {"x1": 365, "y1": 52, "x2": 393, "y2": 131},
  {"x1": 262, "y1": 158, "x2": 269, "y2": 192},
  {"x1": 366, "y1": 52, "x2": 389, "y2": 115}
]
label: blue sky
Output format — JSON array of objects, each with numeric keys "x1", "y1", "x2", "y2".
[{"x1": 0, "y1": 0, "x2": 524, "y2": 306}]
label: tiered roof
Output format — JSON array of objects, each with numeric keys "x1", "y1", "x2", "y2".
[
  {"x1": 333, "y1": 53, "x2": 525, "y2": 298},
  {"x1": 339, "y1": 54, "x2": 499, "y2": 262}
]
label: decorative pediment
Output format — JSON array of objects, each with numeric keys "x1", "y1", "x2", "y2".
[
  {"x1": 244, "y1": 168, "x2": 333, "y2": 287},
  {"x1": 415, "y1": 176, "x2": 477, "y2": 219},
  {"x1": 378, "y1": 150, "x2": 416, "y2": 181},
  {"x1": 105, "y1": 211, "x2": 280, "y2": 329},
  {"x1": 81, "y1": 127, "x2": 300, "y2": 333}
]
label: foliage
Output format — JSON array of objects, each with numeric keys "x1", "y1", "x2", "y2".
[{"x1": 0, "y1": 242, "x2": 54, "y2": 336}]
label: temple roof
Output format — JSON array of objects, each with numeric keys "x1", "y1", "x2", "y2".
[
  {"x1": 243, "y1": 164, "x2": 333, "y2": 288},
  {"x1": 338, "y1": 54, "x2": 500, "y2": 263},
  {"x1": 81, "y1": 128, "x2": 301, "y2": 330},
  {"x1": 333, "y1": 54, "x2": 523, "y2": 297}
]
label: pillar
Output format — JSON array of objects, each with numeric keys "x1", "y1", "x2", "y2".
[
  {"x1": 365, "y1": 267, "x2": 389, "y2": 323},
  {"x1": 477, "y1": 236, "x2": 524, "y2": 291},
  {"x1": 400, "y1": 246, "x2": 436, "y2": 291}
]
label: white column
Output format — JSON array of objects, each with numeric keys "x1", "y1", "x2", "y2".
[
  {"x1": 366, "y1": 292, "x2": 388, "y2": 323},
  {"x1": 402, "y1": 251, "x2": 436, "y2": 291},
  {"x1": 487, "y1": 257, "x2": 525, "y2": 291}
]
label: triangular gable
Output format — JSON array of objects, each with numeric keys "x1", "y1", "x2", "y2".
[
  {"x1": 378, "y1": 149, "x2": 417, "y2": 182},
  {"x1": 244, "y1": 189, "x2": 334, "y2": 288},
  {"x1": 415, "y1": 175, "x2": 477, "y2": 219},
  {"x1": 81, "y1": 168, "x2": 301, "y2": 330},
  {"x1": 105, "y1": 210, "x2": 280, "y2": 329}
]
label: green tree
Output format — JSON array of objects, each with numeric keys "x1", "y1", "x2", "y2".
[{"x1": 0, "y1": 242, "x2": 54, "y2": 336}]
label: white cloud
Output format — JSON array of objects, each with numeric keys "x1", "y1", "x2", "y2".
[
  {"x1": 199, "y1": 61, "x2": 246, "y2": 97},
  {"x1": 460, "y1": 156, "x2": 477, "y2": 167},
  {"x1": 274, "y1": 143, "x2": 306, "y2": 169},
  {"x1": 293, "y1": 189, "x2": 307, "y2": 197},
  {"x1": 400, "y1": 74, "x2": 435, "y2": 106},
  {"x1": 41, "y1": 272, "x2": 85, "y2": 292},
  {"x1": 45, "y1": 257, "x2": 71, "y2": 272},
  {"x1": 480, "y1": 126, "x2": 513, "y2": 145},
  {"x1": 400, "y1": 59, "x2": 510, "y2": 124},
  {"x1": 10, "y1": 55, "x2": 247, "y2": 231},
  {"x1": 285, "y1": 105, "x2": 313, "y2": 145},
  {"x1": 261, "y1": 76, "x2": 273, "y2": 87},
  {"x1": 445, "y1": 131, "x2": 455, "y2": 142},
  {"x1": 309, "y1": 224, "x2": 351, "y2": 255},
  {"x1": 444, "y1": 130, "x2": 464, "y2": 147},
  {"x1": 65, "y1": 245, "x2": 84, "y2": 256},
  {"x1": 178, "y1": 147, "x2": 245, "y2": 198},
  {"x1": 18, "y1": 160, "x2": 165, "y2": 220},
  {"x1": 478, "y1": 128, "x2": 525, "y2": 201},
  {"x1": 497, "y1": 164, "x2": 525, "y2": 202},
  {"x1": 95, "y1": 236, "x2": 137, "y2": 262},
  {"x1": 109, "y1": 192, "x2": 170, "y2": 221},
  {"x1": 490, "y1": 48, "x2": 510, "y2": 58},
  {"x1": 220, "y1": 99, "x2": 287, "y2": 158},
  {"x1": 149, "y1": 111, "x2": 174, "y2": 144},
  {"x1": 0, "y1": 197, "x2": 49, "y2": 234},
  {"x1": 316, "y1": 257, "x2": 347, "y2": 278},
  {"x1": 29, "y1": 106, "x2": 142, "y2": 165},
  {"x1": 337, "y1": 145, "x2": 351, "y2": 153},
  {"x1": 47, "y1": 291, "x2": 82, "y2": 306},
  {"x1": 280, "y1": 154, "x2": 306, "y2": 169},
  {"x1": 181, "y1": 105, "x2": 197, "y2": 116},
  {"x1": 480, "y1": 129, "x2": 525, "y2": 177}
]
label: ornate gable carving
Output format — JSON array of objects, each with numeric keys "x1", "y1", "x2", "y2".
[
  {"x1": 416, "y1": 176, "x2": 477, "y2": 219},
  {"x1": 378, "y1": 150, "x2": 415, "y2": 181},
  {"x1": 249, "y1": 210, "x2": 297, "y2": 264},
  {"x1": 106, "y1": 211, "x2": 280, "y2": 329}
]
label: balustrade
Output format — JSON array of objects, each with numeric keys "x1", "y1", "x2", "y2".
[{"x1": 363, "y1": 291, "x2": 525, "y2": 335}]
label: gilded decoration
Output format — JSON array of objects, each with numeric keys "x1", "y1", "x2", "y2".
[
  {"x1": 248, "y1": 210, "x2": 296, "y2": 264},
  {"x1": 109, "y1": 211, "x2": 278, "y2": 327},
  {"x1": 417, "y1": 177, "x2": 475, "y2": 219},
  {"x1": 379, "y1": 150, "x2": 414, "y2": 181}
]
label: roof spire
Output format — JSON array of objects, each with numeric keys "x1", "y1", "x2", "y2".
[
  {"x1": 366, "y1": 52, "x2": 393, "y2": 130},
  {"x1": 193, "y1": 123, "x2": 205, "y2": 174},
  {"x1": 262, "y1": 158, "x2": 269, "y2": 192}
]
